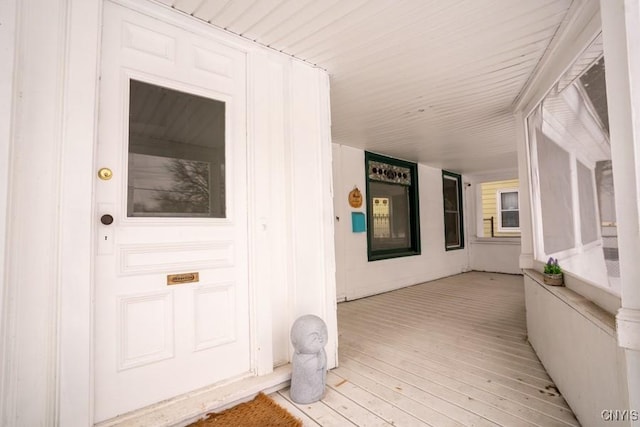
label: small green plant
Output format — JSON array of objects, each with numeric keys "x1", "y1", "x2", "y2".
[{"x1": 544, "y1": 257, "x2": 562, "y2": 275}]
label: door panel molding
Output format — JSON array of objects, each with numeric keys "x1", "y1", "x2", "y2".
[{"x1": 118, "y1": 241, "x2": 234, "y2": 275}]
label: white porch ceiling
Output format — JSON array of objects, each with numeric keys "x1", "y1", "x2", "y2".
[{"x1": 160, "y1": 0, "x2": 574, "y2": 175}]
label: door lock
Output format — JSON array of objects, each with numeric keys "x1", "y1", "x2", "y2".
[
  {"x1": 100, "y1": 214, "x2": 114, "y2": 225},
  {"x1": 98, "y1": 167, "x2": 113, "y2": 180}
]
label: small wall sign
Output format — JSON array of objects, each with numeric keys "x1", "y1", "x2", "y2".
[
  {"x1": 167, "y1": 272, "x2": 199, "y2": 285},
  {"x1": 348, "y1": 187, "x2": 363, "y2": 208}
]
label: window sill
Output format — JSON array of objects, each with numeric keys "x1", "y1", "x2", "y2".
[
  {"x1": 471, "y1": 237, "x2": 521, "y2": 245},
  {"x1": 368, "y1": 250, "x2": 421, "y2": 262}
]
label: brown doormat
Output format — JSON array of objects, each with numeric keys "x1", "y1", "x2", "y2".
[{"x1": 188, "y1": 393, "x2": 302, "y2": 427}]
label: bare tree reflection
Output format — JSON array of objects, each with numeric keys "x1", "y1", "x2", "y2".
[{"x1": 154, "y1": 159, "x2": 210, "y2": 213}]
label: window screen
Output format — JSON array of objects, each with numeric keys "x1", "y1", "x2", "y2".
[
  {"x1": 577, "y1": 161, "x2": 598, "y2": 244},
  {"x1": 536, "y1": 129, "x2": 575, "y2": 254}
]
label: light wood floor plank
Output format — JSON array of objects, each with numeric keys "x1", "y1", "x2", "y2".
[
  {"x1": 340, "y1": 307, "x2": 545, "y2": 370},
  {"x1": 278, "y1": 389, "x2": 356, "y2": 426},
  {"x1": 340, "y1": 342, "x2": 577, "y2": 425},
  {"x1": 325, "y1": 372, "x2": 431, "y2": 426},
  {"x1": 331, "y1": 365, "x2": 489, "y2": 427},
  {"x1": 319, "y1": 386, "x2": 393, "y2": 426},
  {"x1": 357, "y1": 290, "x2": 532, "y2": 343},
  {"x1": 340, "y1": 321, "x2": 552, "y2": 386},
  {"x1": 340, "y1": 346, "x2": 577, "y2": 427},
  {"x1": 273, "y1": 272, "x2": 579, "y2": 426},
  {"x1": 270, "y1": 392, "x2": 321, "y2": 426},
  {"x1": 337, "y1": 352, "x2": 540, "y2": 427},
  {"x1": 338, "y1": 330, "x2": 567, "y2": 408}
]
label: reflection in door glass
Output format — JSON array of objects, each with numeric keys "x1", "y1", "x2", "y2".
[{"x1": 127, "y1": 80, "x2": 225, "y2": 217}]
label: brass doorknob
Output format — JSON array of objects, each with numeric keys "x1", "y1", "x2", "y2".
[{"x1": 98, "y1": 168, "x2": 113, "y2": 180}]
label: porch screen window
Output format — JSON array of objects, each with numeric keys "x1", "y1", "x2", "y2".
[
  {"x1": 577, "y1": 161, "x2": 598, "y2": 244},
  {"x1": 536, "y1": 130, "x2": 574, "y2": 254},
  {"x1": 127, "y1": 79, "x2": 226, "y2": 218},
  {"x1": 442, "y1": 171, "x2": 464, "y2": 250},
  {"x1": 365, "y1": 152, "x2": 420, "y2": 261},
  {"x1": 497, "y1": 190, "x2": 519, "y2": 231}
]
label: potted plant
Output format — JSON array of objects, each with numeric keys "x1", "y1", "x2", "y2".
[{"x1": 543, "y1": 257, "x2": 564, "y2": 286}]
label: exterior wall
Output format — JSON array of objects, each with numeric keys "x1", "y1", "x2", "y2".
[
  {"x1": 333, "y1": 144, "x2": 469, "y2": 301},
  {"x1": 0, "y1": 0, "x2": 336, "y2": 425},
  {"x1": 469, "y1": 239, "x2": 521, "y2": 275},
  {"x1": 524, "y1": 272, "x2": 628, "y2": 426},
  {"x1": 480, "y1": 179, "x2": 520, "y2": 238},
  {"x1": 466, "y1": 171, "x2": 522, "y2": 275}
]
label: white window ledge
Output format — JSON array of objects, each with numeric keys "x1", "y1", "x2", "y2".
[{"x1": 471, "y1": 237, "x2": 521, "y2": 245}]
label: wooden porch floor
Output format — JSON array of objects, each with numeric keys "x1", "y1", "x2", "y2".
[{"x1": 272, "y1": 272, "x2": 579, "y2": 426}]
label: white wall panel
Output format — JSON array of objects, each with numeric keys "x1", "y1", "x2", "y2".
[
  {"x1": 470, "y1": 240, "x2": 522, "y2": 275},
  {"x1": 524, "y1": 274, "x2": 627, "y2": 426}
]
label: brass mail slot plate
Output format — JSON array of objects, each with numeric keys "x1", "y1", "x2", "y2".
[{"x1": 167, "y1": 272, "x2": 199, "y2": 285}]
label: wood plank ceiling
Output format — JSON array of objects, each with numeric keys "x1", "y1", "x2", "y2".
[{"x1": 160, "y1": 0, "x2": 574, "y2": 175}]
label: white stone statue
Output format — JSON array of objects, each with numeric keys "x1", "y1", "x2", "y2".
[{"x1": 290, "y1": 314, "x2": 328, "y2": 404}]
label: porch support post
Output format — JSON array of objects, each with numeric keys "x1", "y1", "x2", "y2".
[
  {"x1": 1, "y1": 0, "x2": 100, "y2": 425},
  {"x1": 600, "y1": 0, "x2": 640, "y2": 411},
  {"x1": 515, "y1": 111, "x2": 534, "y2": 269},
  {"x1": 1, "y1": 0, "x2": 70, "y2": 424}
]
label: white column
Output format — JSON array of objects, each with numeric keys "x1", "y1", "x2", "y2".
[
  {"x1": 1, "y1": 0, "x2": 69, "y2": 424},
  {"x1": 515, "y1": 111, "x2": 535, "y2": 268},
  {"x1": 600, "y1": 0, "x2": 640, "y2": 412}
]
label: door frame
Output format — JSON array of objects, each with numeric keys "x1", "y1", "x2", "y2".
[{"x1": 59, "y1": 0, "x2": 274, "y2": 424}]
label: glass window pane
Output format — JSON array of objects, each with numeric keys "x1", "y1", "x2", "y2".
[
  {"x1": 127, "y1": 80, "x2": 225, "y2": 218},
  {"x1": 501, "y1": 192, "x2": 518, "y2": 210},
  {"x1": 501, "y1": 211, "x2": 519, "y2": 228},
  {"x1": 443, "y1": 177, "x2": 458, "y2": 211},
  {"x1": 369, "y1": 182, "x2": 410, "y2": 251},
  {"x1": 445, "y1": 212, "x2": 460, "y2": 247},
  {"x1": 443, "y1": 172, "x2": 463, "y2": 249}
]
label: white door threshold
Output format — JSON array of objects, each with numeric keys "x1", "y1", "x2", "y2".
[{"x1": 95, "y1": 364, "x2": 292, "y2": 427}]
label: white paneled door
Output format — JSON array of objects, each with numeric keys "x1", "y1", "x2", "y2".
[{"x1": 95, "y1": 2, "x2": 250, "y2": 421}]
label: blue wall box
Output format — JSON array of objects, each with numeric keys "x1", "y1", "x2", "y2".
[{"x1": 351, "y1": 212, "x2": 366, "y2": 233}]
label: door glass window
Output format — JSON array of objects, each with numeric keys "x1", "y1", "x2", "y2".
[{"x1": 127, "y1": 80, "x2": 225, "y2": 217}]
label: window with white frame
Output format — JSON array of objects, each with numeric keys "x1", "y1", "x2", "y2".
[{"x1": 497, "y1": 189, "x2": 519, "y2": 232}]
